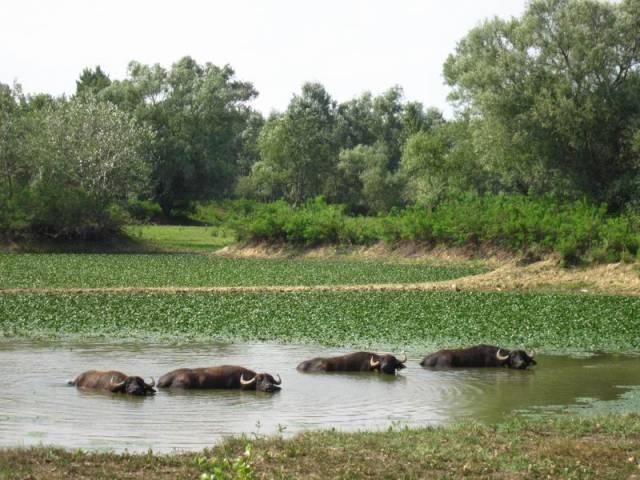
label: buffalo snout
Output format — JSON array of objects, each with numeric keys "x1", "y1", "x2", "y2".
[
  {"x1": 509, "y1": 351, "x2": 536, "y2": 370},
  {"x1": 116, "y1": 376, "x2": 156, "y2": 396}
]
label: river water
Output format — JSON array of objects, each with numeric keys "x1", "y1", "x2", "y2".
[{"x1": 1, "y1": 341, "x2": 639, "y2": 452}]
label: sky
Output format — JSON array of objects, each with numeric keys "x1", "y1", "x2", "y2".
[{"x1": 1, "y1": 0, "x2": 528, "y2": 116}]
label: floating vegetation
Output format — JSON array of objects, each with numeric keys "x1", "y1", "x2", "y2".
[
  {"x1": 2, "y1": 290, "x2": 639, "y2": 352},
  {"x1": 0, "y1": 254, "x2": 487, "y2": 289}
]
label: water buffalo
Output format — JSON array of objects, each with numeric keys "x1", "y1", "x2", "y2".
[
  {"x1": 157, "y1": 366, "x2": 282, "y2": 392},
  {"x1": 297, "y1": 351, "x2": 407, "y2": 374},
  {"x1": 420, "y1": 344, "x2": 536, "y2": 369},
  {"x1": 68, "y1": 370, "x2": 156, "y2": 395}
]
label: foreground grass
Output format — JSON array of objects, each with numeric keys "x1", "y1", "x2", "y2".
[
  {"x1": 2, "y1": 415, "x2": 639, "y2": 479},
  {"x1": 0, "y1": 253, "x2": 487, "y2": 289},
  {"x1": 2, "y1": 290, "x2": 639, "y2": 351}
]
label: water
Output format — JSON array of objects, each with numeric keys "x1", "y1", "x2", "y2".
[{"x1": 1, "y1": 340, "x2": 639, "y2": 452}]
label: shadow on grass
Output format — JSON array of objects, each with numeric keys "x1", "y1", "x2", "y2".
[{"x1": 0, "y1": 232, "x2": 162, "y2": 254}]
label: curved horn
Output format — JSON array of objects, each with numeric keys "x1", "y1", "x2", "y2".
[
  {"x1": 527, "y1": 350, "x2": 535, "y2": 358},
  {"x1": 273, "y1": 374, "x2": 282, "y2": 385},
  {"x1": 370, "y1": 356, "x2": 381, "y2": 368},
  {"x1": 240, "y1": 373, "x2": 256, "y2": 385},
  {"x1": 398, "y1": 352, "x2": 407, "y2": 363},
  {"x1": 110, "y1": 376, "x2": 126, "y2": 389},
  {"x1": 496, "y1": 349, "x2": 510, "y2": 361},
  {"x1": 146, "y1": 376, "x2": 155, "y2": 388}
]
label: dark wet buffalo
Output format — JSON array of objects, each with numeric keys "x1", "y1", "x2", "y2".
[
  {"x1": 420, "y1": 344, "x2": 536, "y2": 369},
  {"x1": 297, "y1": 351, "x2": 407, "y2": 374},
  {"x1": 68, "y1": 370, "x2": 156, "y2": 395},
  {"x1": 157, "y1": 366, "x2": 282, "y2": 392}
]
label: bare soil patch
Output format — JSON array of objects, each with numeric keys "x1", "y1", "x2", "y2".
[{"x1": 214, "y1": 241, "x2": 514, "y2": 265}]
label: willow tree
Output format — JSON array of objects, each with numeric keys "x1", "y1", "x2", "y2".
[{"x1": 444, "y1": 0, "x2": 640, "y2": 206}]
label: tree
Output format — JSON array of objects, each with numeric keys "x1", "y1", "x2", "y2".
[
  {"x1": 75, "y1": 66, "x2": 111, "y2": 97},
  {"x1": 444, "y1": 0, "x2": 640, "y2": 206},
  {"x1": 251, "y1": 83, "x2": 339, "y2": 203},
  {"x1": 26, "y1": 98, "x2": 153, "y2": 237},
  {"x1": 236, "y1": 110, "x2": 265, "y2": 177},
  {"x1": 0, "y1": 83, "x2": 24, "y2": 200},
  {"x1": 101, "y1": 57, "x2": 257, "y2": 215},
  {"x1": 0, "y1": 83, "x2": 45, "y2": 232},
  {"x1": 400, "y1": 103, "x2": 445, "y2": 146},
  {"x1": 400, "y1": 119, "x2": 496, "y2": 207},
  {"x1": 336, "y1": 92, "x2": 377, "y2": 150},
  {"x1": 371, "y1": 86, "x2": 405, "y2": 170},
  {"x1": 337, "y1": 143, "x2": 401, "y2": 212}
]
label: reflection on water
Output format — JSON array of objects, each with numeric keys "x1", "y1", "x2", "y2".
[{"x1": 0, "y1": 341, "x2": 639, "y2": 452}]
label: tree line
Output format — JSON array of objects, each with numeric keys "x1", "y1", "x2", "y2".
[{"x1": 1, "y1": 0, "x2": 639, "y2": 238}]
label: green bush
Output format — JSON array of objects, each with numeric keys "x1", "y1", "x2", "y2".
[{"x1": 219, "y1": 195, "x2": 640, "y2": 264}]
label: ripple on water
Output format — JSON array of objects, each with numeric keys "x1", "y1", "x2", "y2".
[{"x1": 2, "y1": 341, "x2": 640, "y2": 452}]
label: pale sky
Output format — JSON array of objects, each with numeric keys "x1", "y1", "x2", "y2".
[{"x1": 1, "y1": 1, "x2": 528, "y2": 115}]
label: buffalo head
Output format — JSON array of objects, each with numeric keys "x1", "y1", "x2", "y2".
[
  {"x1": 109, "y1": 376, "x2": 156, "y2": 396},
  {"x1": 496, "y1": 349, "x2": 536, "y2": 369},
  {"x1": 370, "y1": 353, "x2": 407, "y2": 374},
  {"x1": 240, "y1": 372, "x2": 282, "y2": 392}
]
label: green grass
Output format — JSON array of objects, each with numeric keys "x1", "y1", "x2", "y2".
[
  {"x1": 124, "y1": 225, "x2": 235, "y2": 252},
  {"x1": 2, "y1": 415, "x2": 639, "y2": 479},
  {"x1": 2, "y1": 290, "x2": 639, "y2": 352},
  {"x1": 0, "y1": 253, "x2": 487, "y2": 289}
]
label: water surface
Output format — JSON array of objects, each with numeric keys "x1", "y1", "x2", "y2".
[{"x1": 1, "y1": 341, "x2": 639, "y2": 452}]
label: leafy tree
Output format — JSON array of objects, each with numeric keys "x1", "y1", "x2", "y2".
[
  {"x1": 101, "y1": 57, "x2": 257, "y2": 215},
  {"x1": 336, "y1": 92, "x2": 377, "y2": 150},
  {"x1": 371, "y1": 86, "x2": 405, "y2": 170},
  {"x1": 237, "y1": 110, "x2": 265, "y2": 176},
  {"x1": 333, "y1": 89, "x2": 444, "y2": 210},
  {"x1": 0, "y1": 83, "x2": 48, "y2": 233},
  {"x1": 0, "y1": 83, "x2": 24, "y2": 200},
  {"x1": 400, "y1": 103, "x2": 445, "y2": 146},
  {"x1": 444, "y1": 0, "x2": 640, "y2": 206},
  {"x1": 25, "y1": 98, "x2": 153, "y2": 237},
  {"x1": 75, "y1": 66, "x2": 111, "y2": 97},
  {"x1": 336, "y1": 143, "x2": 401, "y2": 212},
  {"x1": 400, "y1": 119, "x2": 496, "y2": 207},
  {"x1": 251, "y1": 83, "x2": 339, "y2": 203}
]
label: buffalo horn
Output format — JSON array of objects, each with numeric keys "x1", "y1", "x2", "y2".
[
  {"x1": 398, "y1": 352, "x2": 407, "y2": 363},
  {"x1": 527, "y1": 350, "x2": 536, "y2": 358},
  {"x1": 240, "y1": 373, "x2": 256, "y2": 385},
  {"x1": 370, "y1": 356, "x2": 381, "y2": 368},
  {"x1": 110, "y1": 376, "x2": 126, "y2": 388},
  {"x1": 273, "y1": 374, "x2": 282, "y2": 385},
  {"x1": 496, "y1": 349, "x2": 510, "y2": 361},
  {"x1": 146, "y1": 376, "x2": 155, "y2": 388}
]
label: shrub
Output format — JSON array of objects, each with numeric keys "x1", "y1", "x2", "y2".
[{"x1": 227, "y1": 195, "x2": 640, "y2": 263}]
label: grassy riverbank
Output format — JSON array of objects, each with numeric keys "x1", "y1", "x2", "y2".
[
  {"x1": 2, "y1": 290, "x2": 640, "y2": 352},
  {"x1": 2, "y1": 415, "x2": 639, "y2": 479}
]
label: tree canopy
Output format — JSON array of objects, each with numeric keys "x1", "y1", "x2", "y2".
[
  {"x1": 100, "y1": 56, "x2": 258, "y2": 214},
  {"x1": 444, "y1": 0, "x2": 640, "y2": 205},
  {"x1": 3, "y1": 0, "x2": 640, "y2": 239}
]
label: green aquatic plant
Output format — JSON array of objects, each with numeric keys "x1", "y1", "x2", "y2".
[
  {"x1": 0, "y1": 253, "x2": 487, "y2": 289},
  {"x1": 2, "y1": 290, "x2": 639, "y2": 352}
]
